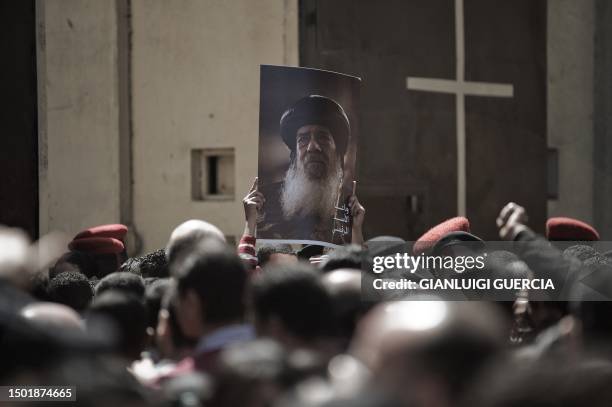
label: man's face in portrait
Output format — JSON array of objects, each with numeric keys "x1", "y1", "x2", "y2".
[
  {"x1": 295, "y1": 124, "x2": 338, "y2": 180},
  {"x1": 280, "y1": 123, "x2": 343, "y2": 220}
]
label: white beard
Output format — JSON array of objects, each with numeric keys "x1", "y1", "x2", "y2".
[{"x1": 280, "y1": 159, "x2": 342, "y2": 220}]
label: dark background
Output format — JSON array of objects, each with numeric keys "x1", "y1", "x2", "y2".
[
  {"x1": 299, "y1": 0, "x2": 547, "y2": 240},
  {"x1": 0, "y1": 0, "x2": 39, "y2": 239}
]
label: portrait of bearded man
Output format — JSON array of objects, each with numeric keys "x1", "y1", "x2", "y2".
[{"x1": 257, "y1": 95, "x2": 351, "y2": 244}]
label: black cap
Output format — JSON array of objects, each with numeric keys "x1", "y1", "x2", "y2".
[
  {"x1": 297, "y1": 244, "x2": 325, "y2": 260},
  {"x1": 280, "y1": 95, "x2": 350, "y2": 157},
  {"x1": 431, "y1": 231, "x2": 485, "y2": 256}
]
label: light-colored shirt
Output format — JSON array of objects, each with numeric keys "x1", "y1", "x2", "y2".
[{"x1": 195, "y1": 323, "x2": 254, "y2": 355}]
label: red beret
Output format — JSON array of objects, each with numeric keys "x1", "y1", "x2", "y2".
[
  {"x1": 68, "y1": 237, "x2": 125, "y2": 254},
  {"x1": 546, "y1": 217, "x2": 600, "y2": 241},
  {"x1": 413, "y1": 217, "x2": 471, "y2": 254},
  {"x1": 73, "y1": 224, "x2": 128, "y2": 242}
]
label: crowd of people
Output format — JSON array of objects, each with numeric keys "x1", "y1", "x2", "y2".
[{"x1": 2, "y1": 185, "x2": 612, "y2": 407}]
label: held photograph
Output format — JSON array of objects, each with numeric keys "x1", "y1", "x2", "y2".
[
  {"x1": 3, "y1": 1, "x2": 612, "y2": 407},
  {"x1": 257, "y1": 65, "x2": 361, "y2": 247}
]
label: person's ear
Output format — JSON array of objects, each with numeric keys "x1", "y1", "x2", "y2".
[
  {"x1": 156, "y1": 309, "x2": 169, "y2": 338},
  {"x1": 156, "y1": 309, "x2": 175, "y2": 358},
  {"x1": 185, "y1": 289, "x2": 203, "y2": 317},
  {"x1": 177, "y1": 289, "x2": 205, "y2": 338}
]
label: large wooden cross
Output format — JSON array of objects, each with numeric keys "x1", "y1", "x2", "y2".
[{"x1": 406, "y1": 0, "x2": 514, "y2": 216}]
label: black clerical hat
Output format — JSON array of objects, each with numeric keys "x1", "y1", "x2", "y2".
[{"x1": 279, "y1": 95, "x2": 350, "y2": 157}]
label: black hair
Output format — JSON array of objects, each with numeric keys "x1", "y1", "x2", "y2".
[
  {"x1": 119, "y1": 248, "x2": 169, "y2": 278},
  {"x1": 161, "y1": 283, "x2": 198, "y2": 351},
  {"x1": 320, "y1": 244, "x2": 365, "y2": 272},
  {"x1": 172, "y1": 241, "x2": 247, "y2": 324},
  {"x1": 29, "y1": 270, "x2": 49, "y2": 301},
  {"x1": 467, "y1": 358, "x2": 612, "y2": 407},
  {"x1": 563, "y1": 245, "x2": 600, "y2": 262},
  {"x1": 87, "y1": 290, "x2": 148, "y2": 360},
  {"x1": 571, "y1": 258, "x2": 612, "y2": 345},
  {"x1": 257, "y1": 244, "x2": 295, "y2": 268},
  {"x1": 212, "y1": 339, "x2": 288, "y2": 407},
  {"x1": 322, "y1": 269, "x2": 371, "y2": 347},
  {"x1": 297, "y1": 244, "x2": 325, "y2": 260},
  {"x1": 144, "y1": 277, "x2": 171, "y2": 329},
  {"x1": 95, "y1": 271, "x2": 145, "y2": 300},
  {"x1": 251, "y1": 263, "x2": 334, "y2": 340},
  {"x1": 47, "y1": 271, "x2": 93, "y2": 312},
  {"x1": 41, "y1": 357, "x2": 150, "y2": 407}
]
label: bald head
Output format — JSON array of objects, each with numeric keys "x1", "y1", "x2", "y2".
[
  {"x1": 353, "y1": 300, "x2": 505, "y2": 368},
  {"x1": 21, "y1": 302, "x2": 84, "y2": 331},
  {"x1": 321, "y1": 268, "x2": 361, "y2": 294},
  {"x1": 321, "y1": 269, "x2": 369, "y2": 348},
  {"x1": 0, "y1": 226, "x2": 31, "y2": 287},
  {"x1": 351, "y1": 300, "x2": 506, "y2": 407},
  {"x1": 166, "y1": 220, "x2": 226, "y2": 264}
]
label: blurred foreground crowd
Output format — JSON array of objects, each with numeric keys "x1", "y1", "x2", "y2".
[{"x1": 2, "y1": 195, "x2": 612, "y2": 407}]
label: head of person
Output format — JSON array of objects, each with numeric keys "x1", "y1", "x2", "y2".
[
  {"x1": 546, "y1": 217, "x2": 600, "y2": 242},
  {"x1": 171, "y1": 240, "x2": 247, "y2": 340},
  {"x1": 162, "y1": 372, "x2": 214, "y2": 407},
  {"x1": 281, "y1": 95, "x2": 349, "y2": 179},
  {"x1": 321, "y1": 268, "x2": 371, "y2": 349},
  {"x1": 257, "y1": 244, "x2": 298, "y2": 268},
  {"x1": 211, "y1": 339, "x2": 288, "y2": 407},
  {"x1": 468, "y1": 358, "x2": 612, "y2": 407},
  {"x1": 156, "y1": 282, "x2": 197, "y2": 360},
  {"x1": 86, "y1": 290, "x2": 148, "y2": 361},
  {"x1": 119, "y1": 248, "x2": 169, "y2": 278},
  {"x1": 294, "y1": 124, "x2": 339, "y2": 179},
  {"x1": 25, "y1": 356, "x2": 151, "y2": 407},
  {"x1": 21, "y1": 302, "x2": 85, "y2": 331},
  {"x1": 50, "y1": 250, "x2": 98, "y2": 279},
  {"x1": 47, "y1": 271, "x2": 93, "y2": 312},
  {"x1": 165, "y1": 219, "x2": 226, "y2": 266},
  {"x1": 95, "y1": 271, "x2": 145, "y2": 300},
  {"x1": 250, "y1": 263, "x2": 334, "y2": 350},
  {"x1": 320, "y1": 244, "x2": 366, "y2": 272},
  {"x1": 350, "y1": 300, "x2": 506, "y2": 407},
  {"x1": 29, "y1": 269, "x2": 50, "y2": 301},
  {"x1": 143, "y1": 277, "x2": 170, "y2": 332},
  {"x1": 563, "y1": 244, "x2": 600, "y2": 263},
  {"x1": 482, "y1": 250, "x2": 532, "y2": 303},
  {"x1": 279, "y1": 95, "x2": 350, "y2": 219},
  {"x1": 0, "y1": 226, "x2": 32, "y2": 289},
  {"x1": 571, "y1": 257, "x2": 612, "y2": 354},
  {"x1": 67, "y1": 237, "x2": 126, "y2": 278},
  {"x1": 430, "y1": 231, "x2": 485, "y2": 258},
  {"x1": 412, "y1": 217, "x2": 471, "y2": 255},
  {"x1": 21, "y1": 302, "x2": 85, "y2": 330}
]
